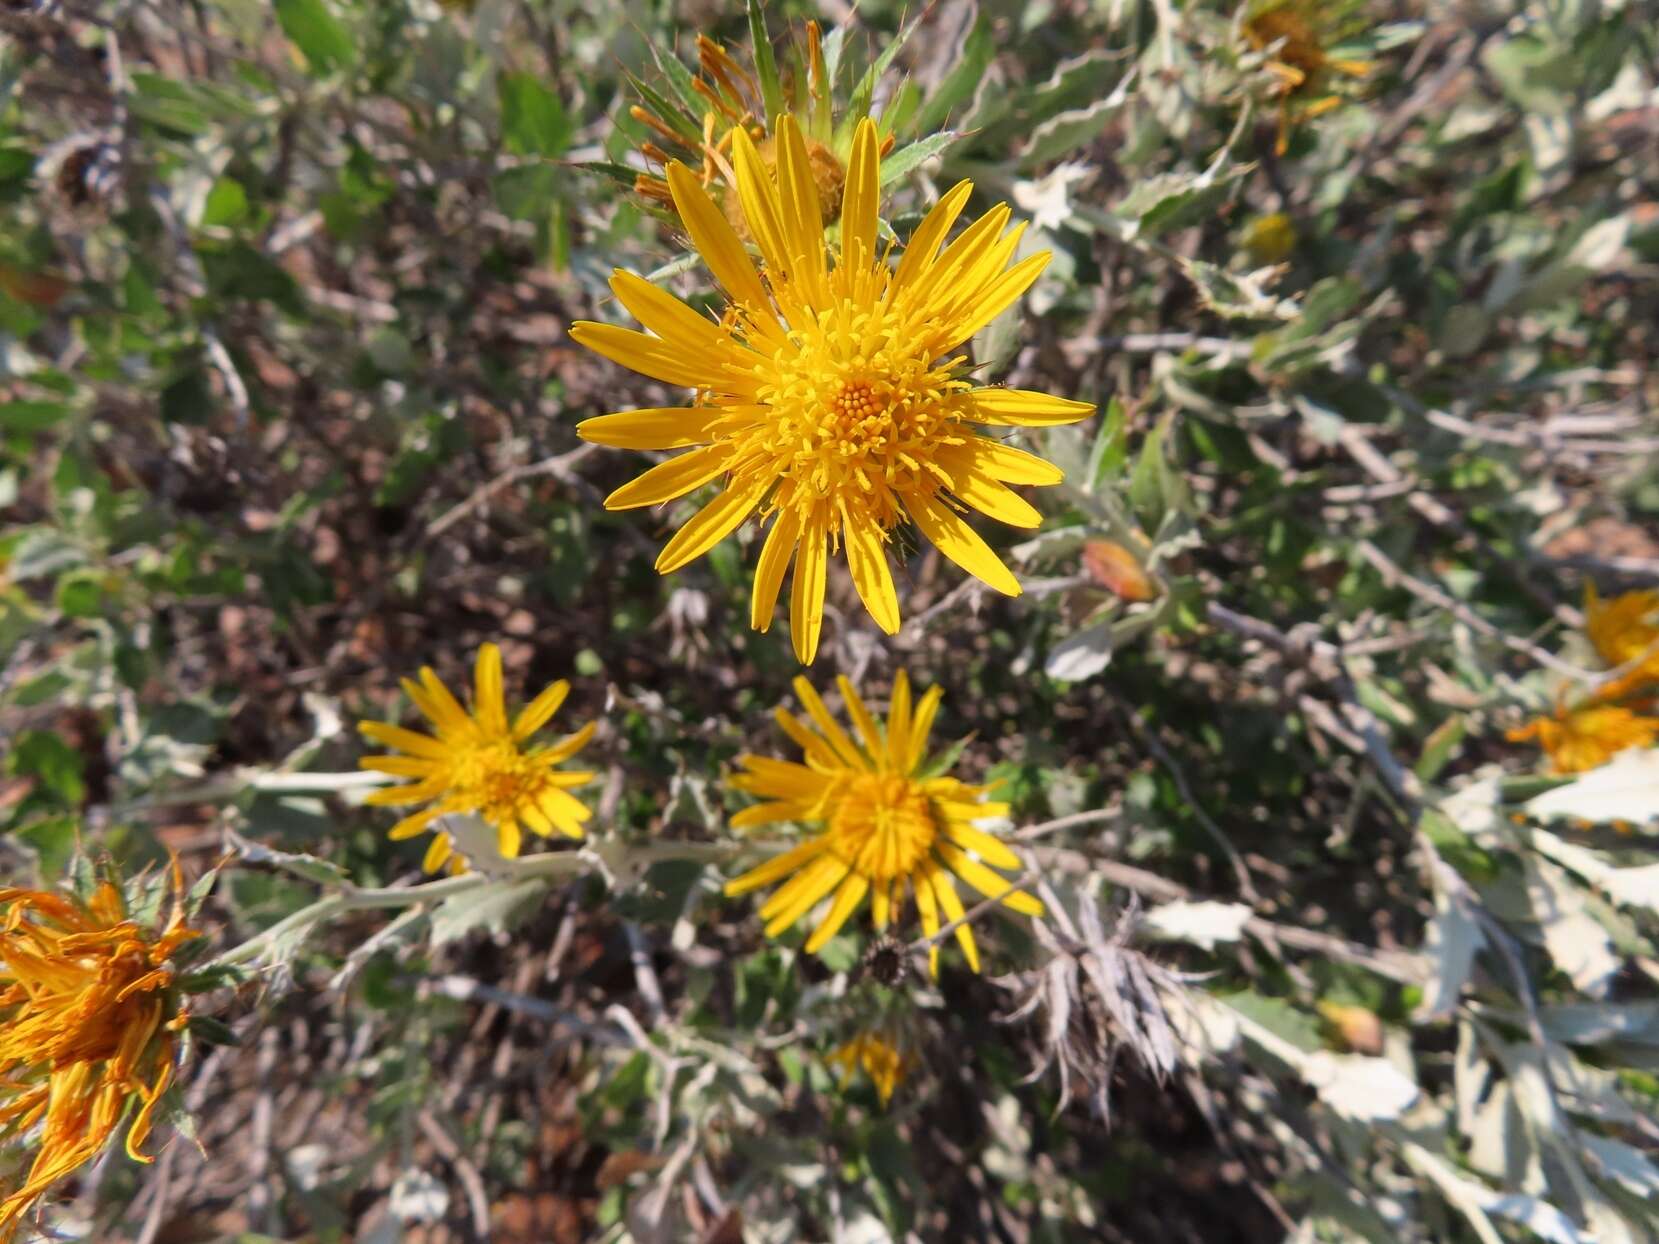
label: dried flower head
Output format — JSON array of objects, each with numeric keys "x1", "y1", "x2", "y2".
[
  {"x1": 1242, "y1": 0, "x2": 1372, "y2": 154},
  {"x1": 723, "y1": 672, "x2": 1041, "y2": 975},
  {"x1": 626, "y1": 20, "x2": 896, "y2": 228},
  {"x1": 1001, "y1": 892, "x2": 1188, "y2": 1121},
  {"x1": 575, "y1": 116, "x2": 1092, "y2": 663},
  {"x1": 0, "y1": 874, "x2": 199, "y2": 1241},
  {"x1": 358, "y1": 643, "x2": 597, "y2": 873}
]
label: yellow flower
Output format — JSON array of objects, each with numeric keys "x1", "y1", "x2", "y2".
[
  {"x1": 1507, "y1": 704, "x2": 1659, "y2": 775},
  {"x1": 630, "y1": 22, "x2": 869, "y2": 225},
  {"x1": 1240, "y1": 212, "x2": 1297, "y2": 265},
  {"x1": 827, "y1": 1032, "x2": 910, "y2": 1107},
  {"x1": 574, "y1": 116, "x2": 1093, "y2": 664},
  {"x1": 723, "y1": 672, "x2": 1042, "y2": 975},
  {"x1": 358, "y1": 643, "x2": 597, "y2": 873},
  {"x1": 1585, "y1": 584, "x2": 1659, "y2": 694},
  {"x1": 1243, "y1": 0, "x2": 1372, "y2": 154},
  {"x1": 0, "y1": 878, "x2": 199, "y2": 1242}
]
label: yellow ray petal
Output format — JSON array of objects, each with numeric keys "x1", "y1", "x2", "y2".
[
  {"x1": 568, "y1": 321, "x2": 726, "y2": 390},
  {"x1": 609, "y1": 269, "x2": 749, "y2": 362},
  {"x1": 891, "y1": 180, "x2": 974, "y2": 294},
  {"x1": 752, "y1": 506, "x2": 803, "y2": 633},
  {"x1": 577, "y1": 407, "x2": 735, "y2": 450},
  {"x1": 772, "y1": 707, "x2": 844, "y2": 772},
  {"x1": 762, "y1": 855, "x2": 849, "y2": 934},
  {"x1": 840, "y1": 118, "x2": 880, "y2": 267},
  {"x1": 906, "y1": 493, "x2": 1021, "y2": 596},
  {"x1": 665, "y1": 161, "x2": 779, "y2": 330},
  {"x1": 944, "y1": 821, "x2": 1022, "y2": 871},
  {"x1": 970, "y1": 389, "x2": 1096, "y2": 427},
  {"x1": 422, "y1": 834, "x2": 454, "y2": 873},
  {"x1": 728, "y1": 801, "x2": 811, "y2": 830},
  {"x1": 886, "y1": 671, "x2": 913, "y2": 773},
  {"x1": 604, "y1": 444, "x2": 733, "y2": 510},
  {"x1": 725, "y1": 838, "x2": 828, "y2": 896},
  {"x1": 731, "y1": 126, "x2": 795, "y2": 292},
  {"x1": 944, "y1": 464, "x2": 1043, "y2": 528},
  {"x1": 912, "y1": 869, "x2": 941, "y2": 978},
  {"x1": 655, "y1": 472, "x2": 770, "y2": 573},
  {"x1": 360, "y1": 756, "x2": 443, "y2": 778},
  {"x1": 805, "y1": 873, "x2": 870, "y2": 952},
  {"x1": 474, "y1": 643, "x2": 508, "y2": 735},
  {"x1": 792, "y1": 676, "x2": 868, "y2": 770},
  {"x1": 908, "y1": 684, "x2": 943, "y2": 773},
  {"x1": 495, "y1": 818, "x2": 523, "y2": 859},
  {"x1": 944, "y1": 250, "x2": 1051, "y2": 345},
  {"x1": 938, "y1": 843, "x2": 1043, "y2": 916},
  {"x1": 388, "y1": 807, "x2": 444, "y2": 840},
  {"x1": 843, "y1": 513, "x2": 900, "y2": 635},
  {"x1": 512, "y1": 678, "x2": 570, "y2": 740},
  {"x1": 411, "y1": 668, "x2": 472, "y2": 736},
  {"x1": 539, "y1": 719, "x2": 596, "y2": 765},
  {"x1": 905, "y1": 204, "x2": 1011, "y2": 312},
  {"x1": 928, "y1": 866, "x2": 979, "y2": 972},
  {"x1": 835, "y1": 675, "x2": 885, "y2": 759},
  {"x1": 773, "y1": 116, "x2": 827, "y2": 302},
  {"x1": 960, "y1": 436, "x2": 1065, "y2": 485},
  {"x1": 789, "y1": 507, "x2": 830, "y2": 664},
  {"x1": 357, "y1": 721, "x2": 448, "y2": 758}
]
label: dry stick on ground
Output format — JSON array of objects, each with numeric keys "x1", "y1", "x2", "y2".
[
  {"x1": 425, "y1": 441, "x2": 601, "y2": 538},
  {"x1": 416, "y1": 1109, "x2": 491, "y2": 1240}
]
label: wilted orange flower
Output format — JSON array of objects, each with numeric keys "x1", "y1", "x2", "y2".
[
  {"x1": 0, "y1": 877, "x2": 199, "y2": 1242},
  {"x1": 630, "y1": 24, "x2": 853, "y2": 218},
  {"x1": 1585, "y1": 584, "x2": 1659, "y2": 696},
  {"x1": 1507, "y1": 703, "x2": 1659, "y2": 775},
  {"x1": 358, "y1": 643, "x2": 597, "y2": 873},
  {"x1": 827, "y1": 1032, "x2": 910, "y2": 1107},
  {"x1": 1243, "y1": 0, "x2": 1372, "y2": 154}
]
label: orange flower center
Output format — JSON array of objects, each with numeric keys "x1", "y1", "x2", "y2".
[{"x1": 828, "y1": 773, "x2": 937, "y2": 882}]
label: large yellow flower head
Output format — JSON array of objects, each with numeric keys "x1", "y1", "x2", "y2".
[
  {"x1": 358, "y1": 643, "x2": 597, "y2": 873},
  {"x1": 723, "y1": 671, "x2": 1042, "y2": 976},
  {"x1": 0, "y1": 878, "x2": 198, "y2": 1242},
  {"x1": 574, "y1": 116, "x2": 1092, "y2": 663}
]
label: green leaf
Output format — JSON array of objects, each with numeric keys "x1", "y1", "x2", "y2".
[
  {"x1": 0, "y1": 399, "x2": 68, "y2": 432},
  {"x1": 915, "y1": 16, "x2": 993, "y2": 135},
  {"x1": 878, "y1": 132, "x2": 963, "y2": 188},
  {"x1": 498, "y1": 73, "x2": 571, "y2": 158},
  {"x1": 274, "y1": 0, "x2": 356, "y2": 75},
  {"x1": 1088, "y1": 396, "x2": 1129, "y2": 487},
  {"x1": 12, "y1": 730, "x2": 86, "y2": 807},
  {"x1": 747, "y1": 0, "x2": 786, "y2": 125},
  {"x1": 201, "y1": 176, "x2": 250, "y2": 227}
]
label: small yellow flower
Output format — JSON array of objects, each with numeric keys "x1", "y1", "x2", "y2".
[
  {"x1": 358, "y1": 643, "x2": 597, "y2": 873},
  {"x1": 0, "y1": 877, "x2": 199, "y2": 1242},
  {"x1": 1584, "y1": 584, "x2": 1659, "y2": 693},
  {"x1": 1243, "y1": 0, "x2": 1372, "y2": 154},
  {"x1": 1240, "y1": 212, "x2": 1297, "y2": 265},
  {"x1": 723, "y1": 672, "x2": 1042, "y2": 976},
  {"x1": 827, "y1": 1032, "x2": 910, "y2": 1107},
  {"x1": 574, "y1": 116, "x2": 1093, "y2": 664},
  {"x1": 1507, "y1": 704, "x2": 1659, "y2": 775}
]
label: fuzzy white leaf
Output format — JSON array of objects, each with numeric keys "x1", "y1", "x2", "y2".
[
  {"x1": 1525, "y1": 748, "x2": 1659, "y2": 827},
  {"x1": 1301, "y1": 1052, "x2": 1418, "y2": 1121},
  {"x1": 1143, "y1": 900, "x2": 1252, "y2": 950}
]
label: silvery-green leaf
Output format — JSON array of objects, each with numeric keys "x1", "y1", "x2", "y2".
[{"x1": 1143, "y1": 900, "x2": 1252, "y2": 951}]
